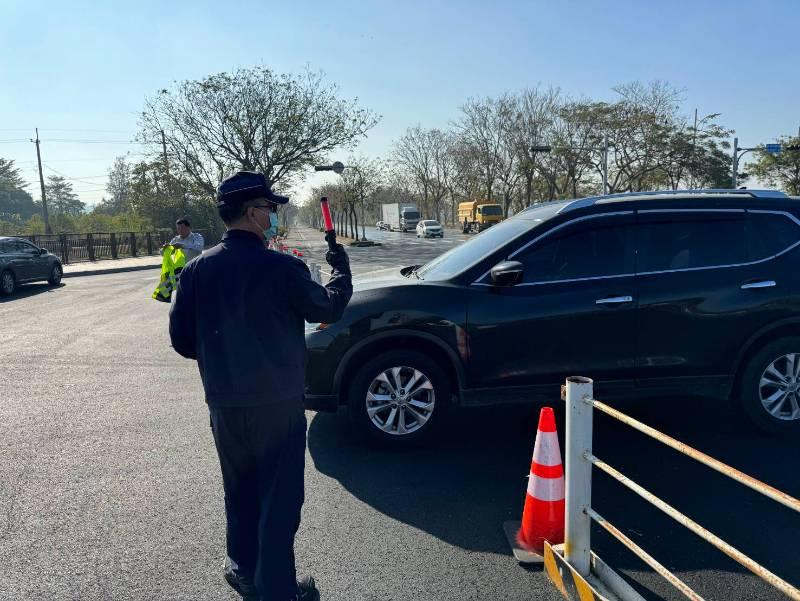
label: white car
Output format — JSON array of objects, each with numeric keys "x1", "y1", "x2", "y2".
[{"x1": 416, "y1": 220, "x2": 444, "y2": 238}]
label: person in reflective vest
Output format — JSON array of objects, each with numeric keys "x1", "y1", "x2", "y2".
[{"x1": 152, "y1": 245, "x2": 186, "y2": 302}]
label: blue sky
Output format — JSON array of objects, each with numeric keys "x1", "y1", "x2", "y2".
[{"x1": 1, "y1": 0, "x2": 798, "y2": 207}]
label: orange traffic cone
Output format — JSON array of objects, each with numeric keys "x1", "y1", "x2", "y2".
[{"x1": 516, "y1": 407, "x2": 565, "y2": 555}]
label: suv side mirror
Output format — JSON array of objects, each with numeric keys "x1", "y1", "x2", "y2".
[
  {"x1": 39, "y1": 248, "x2": 48, "y2": 255},
  {"x1": 490, "y1": 261, "x2": 524, "y2": 286}
]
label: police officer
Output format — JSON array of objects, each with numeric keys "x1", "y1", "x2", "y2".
[{"x1": 169, "y1": 171, "x2": 352, "y2": 601}]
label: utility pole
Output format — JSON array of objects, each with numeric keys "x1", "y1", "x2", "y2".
[
  {"x1": 691, "y1": 108, "x2": 698, "y2": 189},
  {"x1": 32, "y1": 128, "x2": 52, "y2": 234},
  {"x1": 160, "y1": 129, "x2": 170, "y2": 178},
  {"x1": 602, "y1": 135, "x2": 609, "y2": 195},
  {"x1": 731, "y1": 136, "x2": 739, "y2": 188}
]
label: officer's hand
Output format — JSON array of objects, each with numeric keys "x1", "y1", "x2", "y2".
[
  {"x1": 172, "y1": 242, "x2": 184, "y2": 249},
  {"x1": 325, "y1": 244, "x2": 350, "y2": 273}
]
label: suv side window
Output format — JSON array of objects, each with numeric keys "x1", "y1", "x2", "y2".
[
  {"x1": 746, "y1": 212, "x2": 800, "y2": 261},
  {"x1": 636, "y1": 212, "x2": 747, "y2": 272},
  {"x1": 19, "y1": 241, "x2": 39, "y2": 254},
  {"x1": 517, "y1": 217, "x2": 633, "y2": 283}
]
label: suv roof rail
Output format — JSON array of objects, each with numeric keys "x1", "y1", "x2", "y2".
[{"x1": 559, "y1": 188, "x2": 788, "y2": 214}]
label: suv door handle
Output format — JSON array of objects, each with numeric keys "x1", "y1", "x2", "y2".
[
  {"x1": 741, "y1": 280, "x2": 776, "y2": 290},
  {"x1": 595, "y1": 295, "x2": 633, "y2": 305}
]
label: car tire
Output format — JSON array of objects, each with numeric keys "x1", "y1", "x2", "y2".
[
  {"x1": 739, "y1": 337, "x2": 800, "y2": 434},
  {"x1": 1, "y1": 270, "x2": 15, "y2": 296},
  {"x1": 48, "y1": 263, "x2": 63, "y2": 285},
  {"x1": 347, "y1": 349, "x2": 451, "y2": 446}
]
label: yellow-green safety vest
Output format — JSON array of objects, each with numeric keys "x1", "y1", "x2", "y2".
[{"x1": 152, "y1": 245, "x2": 187, "y2": 303}]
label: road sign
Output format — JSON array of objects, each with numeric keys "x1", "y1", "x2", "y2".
[{"x1": 766, "y1": 144, "x2": 782, "y2": 154}]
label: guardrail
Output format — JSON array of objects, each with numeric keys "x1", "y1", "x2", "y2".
[
  {"x1": 21, "y1": 231, "x2": 211, "y2": 265},
  {"x1": 548, "y1": 376, "x2": 800, "y2": 601}
]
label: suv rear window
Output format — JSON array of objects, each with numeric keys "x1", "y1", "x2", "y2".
[
  {"x1": 747, "y1": 212, "x2": 800, "y2": 261},
  {"x1": 637, "y1": 214, "x2": 747, "y2": 272}
]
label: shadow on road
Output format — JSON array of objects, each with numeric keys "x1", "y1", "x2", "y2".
[
  {"x1": 0, "y1": 282, "x2": 64, "y2": 303},
  {"x1": 308, "y1": 396, "x2": 800, "y2": 589}
]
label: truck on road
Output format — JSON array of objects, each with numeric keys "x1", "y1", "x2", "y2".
[
  {"x1": 458, "y1": 200, "x2": 504, "y2": 233},
  {"x1": 381, "y1": 203, "x2": 421, "y2": 232}
]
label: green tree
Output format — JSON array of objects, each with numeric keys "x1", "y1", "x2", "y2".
[
  {"x1": 95, "y1": 156, "x2": 132, "y2": 214},
  {"x1": 0, "y1": 158, "x2": 38, "y2": 223},
  {"x1": 45, "y1": 175, "x2": 85, "y2": 217},
  {"x1": 747, "y1": 137, "x2": 800, "y2": 195},
  {"x1": 139, "y1": 66, "x2": 380, "y2": 193}
]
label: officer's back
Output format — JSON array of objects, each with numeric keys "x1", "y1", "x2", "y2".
[
  {"x1": 175, "y1": 230, "x2": 347, "y2": 407},
  {"x1": 168, "y1": 171, "x2": 350, "y2": 601}
]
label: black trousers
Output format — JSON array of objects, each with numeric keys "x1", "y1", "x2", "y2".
[{"x1": 209, "y1": 399, "x2": 307, "y2": 601}]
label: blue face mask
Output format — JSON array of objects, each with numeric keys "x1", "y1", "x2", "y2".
[{"x1": 256, "y1": 208, "x2": 279, "y2": 240}]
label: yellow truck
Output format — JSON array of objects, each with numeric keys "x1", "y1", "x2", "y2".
[{"x1": 458, "y1": 200, "x2": 504, "y2": 233}]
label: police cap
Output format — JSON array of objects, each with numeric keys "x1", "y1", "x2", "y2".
[{"x1": 216, "y1": 171, "x2": 290, "y2": 208}]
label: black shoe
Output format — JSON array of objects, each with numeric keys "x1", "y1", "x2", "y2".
[
  {"x1": 224, "y1": 568, "x2": 259, "y2": 600},
  {"x1": 297, "y1": 575, "x2": 320, "y2": 601}
]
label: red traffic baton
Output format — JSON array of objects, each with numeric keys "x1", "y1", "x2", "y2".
[{"x1": 320, "y1": 196, "x2": 337, "y2": 251}]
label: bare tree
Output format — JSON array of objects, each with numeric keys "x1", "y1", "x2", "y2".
[
  {"x1": 340, "y1": 156, "x2": 385, "y2": 240},
  {"x1": 139, "y1": 67, "x2": 380, "y2": 194},
  {"x1": 454, "y1": 96, "x2": 509, "y2": 202},
  {"x1": 392, "y1": 127, "x2": 452, "y2": 221},
  {"x1": 510, "y1": 87, "x2": 561, "y2": 207}
]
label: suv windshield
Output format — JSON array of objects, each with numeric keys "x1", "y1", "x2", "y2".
[
  {"x1": 416, "y1": 202, "x2": 567, "y2": 281},
  {"x1": 422, "y1": 220, "x2": 439, "y2": 226}
]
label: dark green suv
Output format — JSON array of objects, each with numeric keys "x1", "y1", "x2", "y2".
[{"x1": 0, "y1": 237, "x2": 63, "y2": 296}]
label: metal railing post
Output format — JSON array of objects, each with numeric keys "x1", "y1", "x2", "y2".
[
  {"x1": 87, "y1": 233, "x2": 95, "y2": 261},
  {"x1": 564, "y1": 376, "x2": 594, "y2": 576},
  {"x1": 146, "y1": 233, "x2": 153, "y2": 255},
  {"x1": 110, "y1": 233, "x2": 118, "y2": 259},
  {"x1": 131, "y1": 232, "x2": 138, "y2": 257},
  {"x1": 59, "y1": 234, "x2": 69, "y2": 264}
]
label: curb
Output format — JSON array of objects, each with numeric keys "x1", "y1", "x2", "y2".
[{"x1": 63, "y1": 263, "x2": 162, "y2": 278}]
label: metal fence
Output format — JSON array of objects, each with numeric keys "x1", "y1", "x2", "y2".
[
  {"x1": 548, "y1": 377, "x2": 800, "y2": 601},
  {"x1": 20, "y1": 230, "x2": 211, "y2": 264}
]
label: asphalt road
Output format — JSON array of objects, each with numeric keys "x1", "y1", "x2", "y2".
[{"x1": 1, "y1": 228, "x2": 798, "y2": 601}]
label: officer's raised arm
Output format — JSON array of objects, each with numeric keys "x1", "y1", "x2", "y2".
[{"x1": 287, "y1": 234, "x2": 352, "y2": 324}]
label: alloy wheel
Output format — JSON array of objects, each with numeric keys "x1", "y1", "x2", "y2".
[
  {"x1": 1, "y1": 272, "x2": 13, "y2": 294},
  {"x1": 365, "y1": 366, "x2": 435, "y2": 435},
  {"x1": 758, "y1": 353, "x2": 800, "y2": 420}
]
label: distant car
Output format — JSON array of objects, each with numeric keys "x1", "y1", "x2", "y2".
[
  {"x1": 0, "y1": 237, "x2": 63, "y2": 296},
  {"x1": 416, "y1": 220, "x2": 444, "y2": 238},
  {"x1": 376, "y1": 221, "x2": 390, "y2": 231}
]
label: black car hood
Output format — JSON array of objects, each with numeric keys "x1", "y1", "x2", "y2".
[{"x1": 352, "y1": 266, "x2": 417, "y2": 293}]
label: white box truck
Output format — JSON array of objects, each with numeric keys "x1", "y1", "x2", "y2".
[{"x1": 381, "y1": 203, "x2": 420, "y2": 232}]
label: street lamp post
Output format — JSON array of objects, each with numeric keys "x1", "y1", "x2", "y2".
[{"x1": 530, "y1": 138, "x2": 611, "y2": 196}]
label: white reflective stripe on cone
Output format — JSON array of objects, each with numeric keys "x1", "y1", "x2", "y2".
[
  {"x1": 532, "y1": 431, "x2": 562, "y2": 467},
  {"x1": 527, "y1": 474, "x2": 565, "y2": 502}
]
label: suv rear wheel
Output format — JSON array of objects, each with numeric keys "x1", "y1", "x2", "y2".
[
  {"x1": 347, "y1": 350, "x2": 450, "y2": 445},
  {"x1": 740, "y1": 337, "x2": 800, "y2": 434},
  {"x1": 1, "y1": 270, "x2": 15, "y2": 296}
]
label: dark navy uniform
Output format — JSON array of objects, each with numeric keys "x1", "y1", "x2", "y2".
[{"x1": 169, "y1": 172, "x2": 352, "y2": 601}]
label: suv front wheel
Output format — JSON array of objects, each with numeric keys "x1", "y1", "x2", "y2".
[
  {"x1": 740, "y1": 337, "x2": 800, "y2": 434},
  {"x1": 347, "y1": 350, "x2": 450, "y2": 445}
]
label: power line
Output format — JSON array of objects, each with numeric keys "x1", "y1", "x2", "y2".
[{"x1": 42, "y1": 138, "x2": 146, "y2": 144}]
